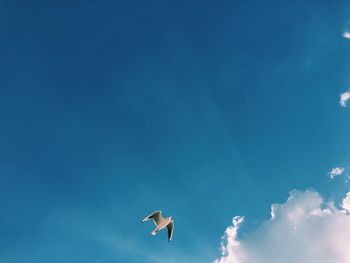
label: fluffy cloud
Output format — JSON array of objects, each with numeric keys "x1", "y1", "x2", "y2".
[
  {"x1": 328, "y1": 167, "x2": 345, "y2": 179},
  {"x1": 340, "y1": 91, "x2": 350, "y2": 107},
  {"x1": 214, "y1": 190, "x2": 350, "y2": 263},
  {"x1": 342, "y1": 192, "x2": 350, "y2": 213},
  {"x1": 343, "y1": 31, "x2": 350, "y2": 39}
]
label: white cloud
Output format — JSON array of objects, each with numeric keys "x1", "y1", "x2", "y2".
[
  {"x1": 214, "y1": 190, "x2": 350, "y2": 263},
  {"x1": 342, "y1": 192, "x2": 350, "y2": 213},
  {"x1": 216, "y1": 216, "x2": 245, "y2": 263},
  {"x1": 328, "y1": 167, "x2": 345, "y2": 179},
  {"x1": 343, "y1": 31, "x2": 350, "y2": 39},
  {"x1": 340, "y1": 91, "x2": 350, "y2": 107}
]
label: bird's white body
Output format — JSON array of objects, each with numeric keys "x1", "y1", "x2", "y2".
[
  {"x1": 151, "y1": 216, "x2": 172, "y2": 235},
  {"x1": 142, "y1": 210, "x2": 174, "y2": 242}
]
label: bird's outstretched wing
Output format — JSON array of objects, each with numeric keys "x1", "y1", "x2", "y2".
[
  {"x1": 166, "y1": 220, "x2": 174, "y2": 242},
  {"x1": 142, "y1": 210, "x2": 164, "y2": 225}
]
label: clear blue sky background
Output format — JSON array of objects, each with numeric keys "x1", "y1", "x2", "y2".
[{"x1": 1, "y1": 1, "x2": 350, "y2": 262}]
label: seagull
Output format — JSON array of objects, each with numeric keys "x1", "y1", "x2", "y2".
[{"x1": 142, "y1": 210, "x2": 174, "y2": 242}]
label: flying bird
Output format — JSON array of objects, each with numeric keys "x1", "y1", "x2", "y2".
[{"x1": 142, "y1": 210, "x2": 174, "y2": 242}]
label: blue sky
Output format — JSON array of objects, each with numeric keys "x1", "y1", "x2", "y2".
[{"x1": 1, "y1": 1, "x2": 350, "y2": 262}]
